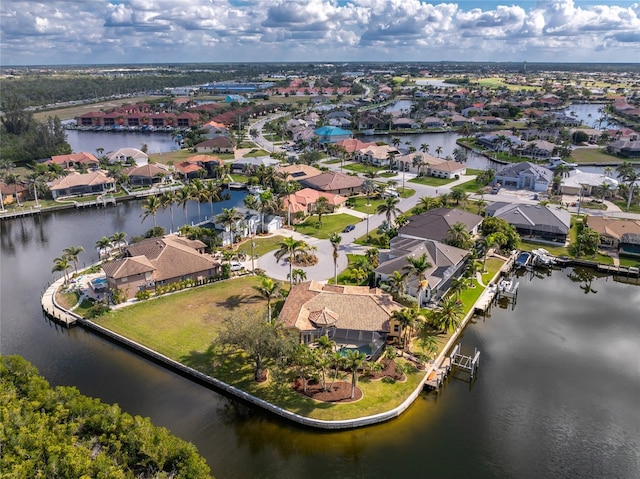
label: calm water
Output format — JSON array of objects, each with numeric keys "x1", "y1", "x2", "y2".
[
  {"x1": 65, "y1": 129, "x2": 180, "y2": 155},
  {"x1": 2, "y1": 202, "x2": 639, "y2": 478}
]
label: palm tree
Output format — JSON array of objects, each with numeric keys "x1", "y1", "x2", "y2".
[
  {"x1": 257, "y1": 190, "x2": 275, "y2": 233},
  {"x1": 329, "y1": 350, "x2": 345, "y2": 390},
  {"x1": 435, "y1": 146, "x2": 443, "y2": 158},
  {"x1": 449, "y1": 188, "x2": 468, "y2": 206},
  {"x1": 4, "y1": 173, "x2": 22, "y2": 207},
  {"x1": 385, "y1": 270, "x2": 407, "y2": 297},
  {"x1": 52, "y1": 256, "x2": 71, "y2": 285},
  {"x1": 376, "y1": 196, "x2": 401, "y2": 225},
  {"x1": 344, "y1": 349, "x2": 367, "y2": 399},
  {"x1": 289, "y1": 268, "x2": 307, "y2": 285},
  {"x1": 616, "y1": 161, "x2": 638, "y2": 212},
  {"x1": 418, "y1": 195, "x2": 441, "y2": 211},
  {"x1": 189, "y1": 178, "x2": 206, "y2": 222},
  {"x1": 96, "y1": 236, "x2": 112, "y2": 259},
  {"x1": 275, "y1": 236, "x2": 307, "y2": 289},
  {"x1": 159, "y1": 191, "x2": 176, "y2": 232},
  {"x1": 175, "y1": 186, "x2": 191, "y2": 226},
  {"x1": 445, "y1": 222, "x2": 472, "y2": 249},
  {"x1": 403, "y1": 253, "x2": 432, "y2": 307},
  {"x1": 315, "y1": 195, "x2": 330, "y2": 226},
  {"x1": 328, "y1": 232, "x2": 342, "y2": 284},
  {"x1": 63, "y1": 245, "x2": 84, "y2": 277},
  {"x1": 432, "y1": 295, "x2": 464, "y2": 333},
  {"x1": 140, "y1": 195, "x2": 161, "y2": 228},
  {"x1": 218, "y1": 207, "x2": 242, "y2": 245},
  {"x1": 253, "y1": 277, "x2": 281, "y2": 322},
  {"x1": 419, "y1": 143, "x2": 430, "y2": 155},
  {"x1": 205, "y1": 181, "x2": 221, "y2": 219}
]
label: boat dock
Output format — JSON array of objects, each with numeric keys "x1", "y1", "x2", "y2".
[
  {"x1": 497, "y1": 277, "x2": 519, "y2": 299},
  {"x1": 450, "y1": 343, "x2": 481, "y2": 379},
  {"x1": 75, "y1": 195, "x2": 117, "y2": 208},
  {"x1": 425, "y1": 357, "x2": 452, "y2": 390},
  {"x1": 0, "y1": 206, "x2": 42, "y2": 219},
  {"x1": 41, "y1": 277, "x2": 82, "y2": 326},
  {"x1": 474, "y1": 283, "x2": 498, "y2": 313}
]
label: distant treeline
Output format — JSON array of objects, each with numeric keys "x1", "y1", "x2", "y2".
[{"x1": 0, "y1": 355, "x2": 213, "y2": 478}]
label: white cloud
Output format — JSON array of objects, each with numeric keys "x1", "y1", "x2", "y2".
[{"x1": 0, "y1": 0, "x2": 638, "y2": 64}]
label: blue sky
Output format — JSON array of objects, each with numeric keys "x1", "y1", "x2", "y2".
[{"x1": 1, "y1": 1, "x2": 638, "y2": 65}]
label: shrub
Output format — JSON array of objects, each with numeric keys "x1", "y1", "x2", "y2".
[{"x1": 135, "y1": 290, "x2": 151, "y2": 301}]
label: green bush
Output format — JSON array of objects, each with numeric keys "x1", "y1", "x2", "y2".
[{"x1": 135, "y1": 290, "x2": 151, "y2": 301}]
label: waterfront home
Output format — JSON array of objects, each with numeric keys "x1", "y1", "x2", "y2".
[
  {"x1": 278, "y1": 280, "x2": 403, "y2": 359},
  {"x1": 46, "y1": 152, "x2": 100, "y2": 170},
  {"x1": 105, "y1": 148, "x2": 149, "y2": 167},
  {"x1": 313, "y1": 126, "x2": 352, "y2": 144},
  {"x1": 174, "y1": 155, "x2": 224, "y2": 180},
  {"x1": 333, "y1": 138, "x2": 377, "y2": 153},
  {"x1": 559, "y1": 170, "x2": 619, "y2": 196},
  {"x1": 606, "y1": 139, "x2": 640, "y2": 158},
  {"x1": 429, "y1": 160, "x2": 467, "y2": 179},
  {"x1": 101, "y1": 235, "x2": 221, "y2": 300},
  {"x1": 355, "y1": 144, "x2": 400, "y2": 167},
  {"x1": 277, "y1": 164, "x2": 322, "y2": 183},
  {"x1": 47, "y1": 171, "x2": 115, "y2": 199},
  {"x1": 299, "y1": 171, "x2": 364, "y2": 195},
  {"x1": 398, "y1": 208, "x2": 483, "y2": 243},
  {"x1": 123, "y1": 163, "x2": 172, "y2": 186},
  {"x1": 494, "y1": 162, "x2": 553, "y2": 192},
  {"x1": 519, "y1": 139, "x2": 556, "y2": 160},
  {"x1": 230, "y1": 157, "x2": 281, "y2": 173},
  {"x1": 584, "y1": 216, "x2": 640, "y2": 252},
  {"x1": 211, "y1": 207, "x2": 282, "y2": 245},
  {"x1": 375, "y1": 237, "x2": 469, "y2": 306},
  {"x1": 485, "y1": 202, "x2": 571, "y2": 244},
  {"x1": 0, "y1": 181, "x2": 28, "y2": 205}
]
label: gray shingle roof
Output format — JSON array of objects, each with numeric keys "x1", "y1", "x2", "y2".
[{"x1": 397, "y1": 208, "x2": 483, "y2": 242}]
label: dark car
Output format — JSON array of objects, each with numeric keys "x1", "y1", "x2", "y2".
[{"x1": 342, "y1": 224, "x2": 355, "y2": 233}]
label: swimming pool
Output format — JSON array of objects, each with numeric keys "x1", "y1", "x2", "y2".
[
  {"x1": 90, "y1": 277, "x2": 108, "y2": 291},
  {"x1": 338, "y1": 344, "x2": 372, "y2": 357}
]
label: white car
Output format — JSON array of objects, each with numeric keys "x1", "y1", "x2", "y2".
[{"x1": 229, "y1": 261, "x2": 244, "y2": 272}]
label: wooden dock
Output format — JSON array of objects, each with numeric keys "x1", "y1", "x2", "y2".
[
  {"x1": 0, "y1": 206, "x2": 42, "y2": 220},
  {"x1": 41, "y1": 278, "x2": 82, "y2": 326},
  {"x1": 474, "y1": 283, "x2": 498, "y2": 313},
  {"x1": 425, "y1": 357, "x2": 452, "y2": 390},
  {"x1": 75, "y1": 195, "x2": 116, "y2": 208}
]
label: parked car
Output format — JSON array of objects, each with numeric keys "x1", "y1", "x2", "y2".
[
  {"x1": 342, "y1": 224, "x2": 355, "y2": 233},
  {"x1": 230, "y1": 261, "x2": 244, "y2": 272}
]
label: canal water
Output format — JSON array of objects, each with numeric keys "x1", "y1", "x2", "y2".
[{"x1": 2, "y1": 201, "x2": 639, "y2": 478}]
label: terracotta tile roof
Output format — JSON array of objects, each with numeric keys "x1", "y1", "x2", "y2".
[
  {"x1": 283, "y1": 188, "x2": 347, "y2": 213},
  {"x1": 278, "y1": 280, "x2": 402, "y2": 333},
  {"x1": 278, "y1": 164, "x2": 322, "y2": 182},
  {"x1": 585, "y1": 216, "x2": 640, "y2": 240},
  {"x1": 184, "y1": 154, "x2": 224, "y2": 165},
  {"x1": 430, "y1": 160, "x2": 467, "y2": 173},
  {"x1": 48, "y1": 171, "x2": 115, "y2": 191},
  {"x1": 49, "y1": 151, "x2": 99, "y2": 166},
  {"x1": 101, "y1": 255, "x2": 155, "y2": 279},
  {"x1": 124, "y1": 163, "x2": 169, "y2": 178},
  {"x1": 174, "y1": 162, "x2": 204, "y2": 174},
  {"x1": 334, "y1": 138, "x2": 377, "y2": 153}
]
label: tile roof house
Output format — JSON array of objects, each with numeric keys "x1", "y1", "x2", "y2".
[
  {"x1": 105, "y1": 148, "x2": 149, "y2": 167},
  {"x1": 584, "y1": 215, "x2": 640, "y2": 251},
  {"x1": 429, "y1": 160, "x2": 467, "y2": 179},
  {"x1": 101, "y1": 235, "x2": 221, "y2": 299},
  {"x1": 278, "y1": 280, "x2": 404, "y2": 358},
  {"x1": 375, "y1": 237, "x2": 469, "y2": 306},
  {"x1": 46, "y1": 152, "x2": 100, "y2": 170},
  {"x1": 277, "y1": 164, "x2": 322, "y2": 183},
  {"x1": 123, "y1": 163, "x2": 171, "y2": 186},
  {"x1": 334, "y1": 138, "x2": 377, "y2": 153},
  {"x1": 485, "y1": 202, "x2": 571, "y2": 244},
  {"x1": 398, "y1": 208, "x2": 483, "y2": 243},
  {"x1": 283, "y1": 188, "x2": 347, "y2": 216},
  {"x1": 494, "y1": 162, "x2": 553, "y2": 192},
  {"x1": 300, "y1": 171, "x2": 364, "y2": 195},
  {"x1": 174, "y1": 155, "x2": 224, "y2": 179},
  {"x1": 47, "y1": 171, "x2": 115, "y2": 199},
  {"x1": 355, "y1": 144, "x2": 401, "y2": 167},
  {"x1": 0, "y1": 181, "x2": 29, "y2": 205},
  {"x1": 195, "y1": 136, "x2": 235, "y2": 154}
]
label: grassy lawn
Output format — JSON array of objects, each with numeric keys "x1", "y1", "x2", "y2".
[
  {"x1": 56, "y1": 290, "x2": 79, "y2": 310},
  {"x1": 323, "y1": 158, "x2": 342, "y2": 165},
  {"x1": 331, "y1": 254, "x2": 366, "y2": 285},
  {"x1": 93, "y1": 274, "x2": 427, "y2": 421},
  {"x1": 379, "y1": 172, "x2": 397, "y2": 178},
  {"x1": 519, "y1": 239, "x2": 614, "y2": 265},
  {"x1": 612, "y1": 200, "x2": 640, "y2": 213},
  {"x1": 236, "y1": 235, "x2": 284, "y2": 257},
  {"x1": 409, "y1": 176, "x2": 457, "y2": 187},
  {"x1": 456, "y1": 178, "x2": 485, "y2": 194},
  {"x1": 243, "y1": 149, "x2": 268, "y2": 158},
  {"x1": 342, "y1": 163, "x2": 386, "y2": 174},
  {"x1": 349, "y1": 196, "x2": 385, "y2": 214},
  {"x1": 571, "y1": 148, "x2": 624, "y2": 164},
  {"x1": 619, "y1": 256, "x2": 640, "y2": 268},
  {"x1": 294, "y1": 213, "x2": 358, "y2": 239},
  {"x1": 33, "y1": 96, "x2": 159, "y2": 121}
]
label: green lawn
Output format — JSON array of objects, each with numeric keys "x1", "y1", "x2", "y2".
[
  {"x1": 612, "y1": 199, "x2": 640, "y2": 213},
  {"x1": 342, "y1": 163, "x2": 386, "y2": 174},
  {"x1": 408, "y1": 176, "x2": 457, "y2": 187},
  {"x1": 236, "y1": 235, "x2": 284, "y2": 257},
  {"x1": 571, "y1": 148, "x2": 625, "y2": 164},
  {"x1": 243, "y1": 149, "x2": 269, "y2": 158},
  {"x1": 618, "y1": 256, "x2": 640, "y2": 268},
  {"x1": 323, "y1": 158, "x2": 342, "y2": 165},
  {"x1": 294, "y1": 213, "x2": 359, "y2": 239},
  {"x1": 349, "y1": 196, "x2": 385, "y2": 214},
  {"x1": 93, "y1": 274, "x2": 427, "y2": 421}
]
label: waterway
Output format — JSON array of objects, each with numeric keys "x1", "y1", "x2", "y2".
[
  {"x1": 2, "y1": 202, "x2": 640, "y2": 478},
  {"x1": 65, "y1": 129, "x2": 181, "y2": 156}
]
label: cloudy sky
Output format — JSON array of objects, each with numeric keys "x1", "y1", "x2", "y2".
[{"x1": 1, "y1": 0, "x2": 638, "y2": 65}]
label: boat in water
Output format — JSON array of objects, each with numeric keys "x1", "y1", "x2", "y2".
[
  {"x1": 531, "y1": 248, "x2": 556, "y2": 267},
  {"x1": 515, "y1": 251, "x2": 532, "y2": 268}
]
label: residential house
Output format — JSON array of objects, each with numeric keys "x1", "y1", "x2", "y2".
[
  {"x1": 486, "y1": 202, "x2": 571, "y2": 244},
  {"x1": 47, "y1": 171, "x2": 115, "y2": 199},
  {"x1": 429, "y1": 160, "x2": 467, "y2": 179},
  {"x1": 278, "y1": 280, "x2": 404, "y2": 359},
  {"x1": 283, "y1": 188, "x2": 346, "y2": 219},
  {"x1": 398, "y1": 208, "x2": 483, "y2": 243},
  {"x1": 300, "y1": 171, "x2": 364, "y2": 195},
  {"x1": 520, "y1": 140, "x2": 556, "y2": 159},
  {"x1": 584, "y1": 216, "x2": 640, "y2": 250},
  {"x1": 313, "y1": 126, "x2": 352, "y2": 144},
  {"x1": 47, "y1": 152, "x2": 100, "y2": 170},
  {"x1": 277, "y1": 164, "x2": 322, "y2": 183},
  {"x1": 357, "y1": 114, "x2": 387, "y2": 131},
  {"x1": 230, "y1": 157, "x2": 281, "y2": 173},
  {"x1": 211, "y1": 207, "x2": 282, "y2": 245},
  {"x1": 607, "y1": 139, "x2": 640, "y2": 158},
  {"x1": 195, "y1": 137, "x2": 235, "y2": 154},
  {"x1": 375, "y1": 237, "x2": 469, "y2": 306},
  {"x1": 123, "y1": 163, "x2": 171, "y2": 186},
  {"x1": 559, "y1": 170, "x2": 618, "y2": 196},
  {"x1": 334, "y1": 138, "x2": 377, "y2": 153},
  {"x1": 105, "y1": 148, "x2": 149, "y2": 166},
  {"x1": 0, "y1": 181, "x2": 28, "y2": 205},
  {"x1": 420, "y1": 116, "x2": 445, "y2": 128},
  {"x1": 355, "y1": 144, "x2": 400, "y2": 167},
  {"x1": 494, "y1": 162, "x2": 554, "y2": 192},
  {"x1": 392, "y1": 117, "x2": 419, "y2": 129},
  {"x1": 101, "y1": 235, "x2": 221, "y2": 300}
]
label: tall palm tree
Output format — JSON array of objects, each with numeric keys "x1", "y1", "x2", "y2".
[
  {"x1": 52, "y1": 256, "x2": 71, "y2": 285},
  {"x1": 289, "y1": 268, "x2": 307, "y2": 285},
  {"x1": 109, "y1": 232, "x2": 127, "y2": 254},
  {"x1": 140, "y1": 194, "x2": 161, "y2": 228},
  {"x1": 376, "y1": 196, "x2": 402, "y2": 226},
  {"x1": 175, "y1": 186, "x2": 191, "y2": 226},
  {"x1": 159, "y1": 191, "x2": 176, "y2": 232},
  {"x1": 189, "y1": 178, "x2": 206, "y2": 222},
  {"x1": 344, "y1": 349, "x2": 367, "y2": 399},
  {"x1": 275, "y1": 236, "x2": 307, "y2": 289},
  {"x1": 4, "y1": 173, "x2": 22, "y2": 207},
  {"x1": 616, "y1": 161, "x2": 638, "y2": 212},
  {"x1": 329, "y1": 232, "x2": 342, "y2": 284},
  {"x1": 433, "y1": 295, "x2": 464, "y2": 333},
  {"x1": 218, "y1": 207, "x2": 242, "y2": 245},
  {"x1": 257, "y1": 190, "x2": 275, "y2": 233},
  {"x1": 205, "y1": 181, "x2": 221, "y2": 220},
  {"x1": 419, "y1": 143, "x2": 430, "y2": 154},
  {"x1": 96, "y1": 236, "x2": 112, "y2": 259},
  {"x1": 63, "y1": 245, "x2": 84, "y2": 277},
  {"x1": 385, "y1": 270, "x2": 408, "y2": 297},
  {"x1": 403, "y1": 253, "x2": 432, "y2": 307},
  {"x1": 315, "y1": 196, "x2": 330, "y2": 226},
  {"x1": 445, "y1": 222, "x2": 472, "y2": 249},
  {"x1": 435, "y1": 146, "x2": 443, "y2": 158},
  {"x1": 253, "y1": 277, "x2": 281, "y2": 322}
]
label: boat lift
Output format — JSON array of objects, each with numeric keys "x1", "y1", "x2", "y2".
[{"x1": 449, "y1": 343, "x2": 481, "y2": 379}]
